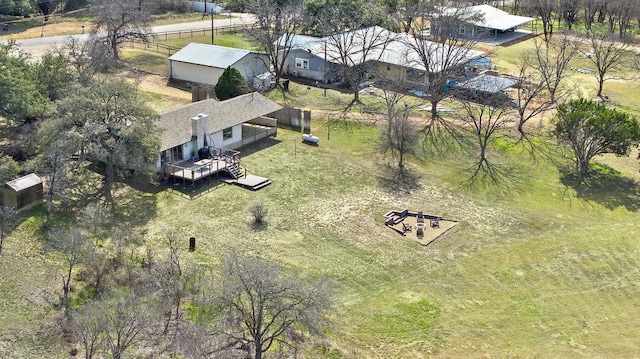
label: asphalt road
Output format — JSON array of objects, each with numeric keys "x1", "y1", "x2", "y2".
[{"x1": 11, "y1": 12, "x2": 256, "y2": 55}]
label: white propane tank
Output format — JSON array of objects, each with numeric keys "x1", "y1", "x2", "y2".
[{"x1": 302, "y1": 134, "x2": 320, "y2": 144}]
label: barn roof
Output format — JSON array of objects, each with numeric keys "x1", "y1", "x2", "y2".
[
  {"x1": 158, "y1": 92, "x2": 282, "y2": 151},
  {"x1": 4, "y1": 173, "x2": 43, "y2": 192},
  {"x1": 169, "y1": 43, "x2": 266, "y2": 68}
]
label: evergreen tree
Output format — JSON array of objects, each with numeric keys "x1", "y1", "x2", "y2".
[{"x1": 214, "y1": 66, "x2": 250, "y2": 101}]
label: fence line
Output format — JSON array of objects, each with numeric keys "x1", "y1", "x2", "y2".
[{"x1": 125, "y1": 23, "x2": 257, "y2": 55}]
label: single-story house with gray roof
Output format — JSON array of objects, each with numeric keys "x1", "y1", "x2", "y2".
[
  {"x1": 157, "y1": 92, "x2": 282, "y2": 169},
  {"x1": 169, "y1": 43, "x2": 270, "y2": 86},
  {"x1": 276, "y1": 26, "x2": 484, "y2": 84}
]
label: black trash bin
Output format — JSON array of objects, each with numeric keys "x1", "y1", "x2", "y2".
[{"x1": 283, "y1": 79, "x2": 290, "y2": 91}]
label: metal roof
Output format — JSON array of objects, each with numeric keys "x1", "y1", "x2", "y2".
[
  {"x1": 459, "y1": 74, "x2": 517, "y2": 93},
  {"x1": 4, "y1": 173, "x2": 43, "y2": 192},
  {"x1": 158, "y1": 92, "x2": 283, "y2": 151},
  {"x1": 169, "y1": 43, "x2": 263, "y2": 68},
  {"x1": 447, "y1": 5, "x2": 535, "y2": 31},
  {"x1": 275, "y1": 34, "x2": 324, "y2": 50},
  {"x1": 304, "y1": 27, "x2": 484, "y2": 73}
]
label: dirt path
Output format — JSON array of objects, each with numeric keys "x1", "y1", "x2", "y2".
[{"x1": 116, "y1": 70, "x2": 192, "y2": 112}]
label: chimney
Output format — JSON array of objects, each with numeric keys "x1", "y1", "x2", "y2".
[{"x1": 191, "y1": 113, "x2": 209, "y2": 149}]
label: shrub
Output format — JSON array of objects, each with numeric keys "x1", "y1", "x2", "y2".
[{"x1": 248, "y1": 202, "x2": 268, "y2": 224}]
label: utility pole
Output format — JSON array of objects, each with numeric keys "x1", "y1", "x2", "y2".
[
  {"x1": 211, "y1": 0, "x2": 216, "y2": 45},
  {"x1": 323, "y1": 40, "x2": 327, "y2": 97}
]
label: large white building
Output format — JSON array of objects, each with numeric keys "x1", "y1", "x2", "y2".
[{"x1": 169, "y1": 43, "x2": 270, "y2": 86}]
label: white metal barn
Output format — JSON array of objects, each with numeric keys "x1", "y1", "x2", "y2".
[{"x1": 169, "y1": 43, "x2": 270, "y2": 86}]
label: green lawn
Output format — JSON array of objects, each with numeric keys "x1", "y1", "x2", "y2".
[
  {"x1": 2, "y1": 117, "x2": 640, "y2": 357},
  {"x1": 2, "y1": 21, "x2": 640, "y2": 358},
  {"x1": 154, "y1": 28, "x2": 262, "y2": 51}
]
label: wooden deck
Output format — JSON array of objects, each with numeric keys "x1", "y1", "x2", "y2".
[
  {"x1": 163, "y1": 158, "x2": 231, "y2": 185},
  {"x1": 222, "y1": 174, "x2": 272, "y2": 190}
]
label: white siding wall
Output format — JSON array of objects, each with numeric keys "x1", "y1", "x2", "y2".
[
  {"x1": 170, "y1": 61, "x2": 225, "y2": 86},
  {"x1": 209, "y1": 124, "x2": 243, "y2": 149},
  {"x1": 234, "y1": 54, "x2": 271, "y2": 81}
]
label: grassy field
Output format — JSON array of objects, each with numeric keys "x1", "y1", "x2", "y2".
[
  {"x1": 154, "y1": 28, "x2": 262, "y2": 51},
  {"x1": 2, "y1": 114, "x2": 640, "y2": 357},
  {"x1": 2, "y1": 17, "x2": 640, "y2": 358}
]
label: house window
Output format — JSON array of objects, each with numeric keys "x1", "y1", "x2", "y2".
[
  {"x1": 295, "y1": 58, "x2": 309, "y2": 69},
  {"x1": 223, "y1": 127, "x2": 233, "y2": 140}
]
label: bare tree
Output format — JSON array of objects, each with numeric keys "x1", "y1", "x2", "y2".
[
  {"x1": 560, "y1": 0, "x2": 580, "y2": 30},
  {"x1": 249, "y1": 0, "x2": 305, "y2": 86},
  {"x1": 0, "y1": 206, "x2": 17, "y2": 254},
  {"x1": 71, "y1": 302, "x2": 106, "y2": 359},
  {"x1": 89, "y1": 0, "x2": 152, "y2": 62},
  {"x1": 217, "y1": 252, "x2": 332, "y2": 359},
  {"x1": 403, "y1": 5, "x2": 483, "y2": 133},
  {"x1": 79, "y1": 202, "x2": 112, "y2": 245},
  {"x1": 378, "y1": 86, "x2": 420, "y2": 174},
  {"x1": 72, "y1": 291, "x2": 152, "y2": 359},
  {"x1": 524, "y1": 0, "x2": 556, "y2": 41},
  {"x1": 102, "y1": 291, "x2": 153, "y2": 359},
  {"x1": 248, "y1": 202, "x2": 269, "y2": 225},
  {"x1": 585, "y1": 34, "x2": 630, "y2": 98},
  {"x1": 512, "y1": 50, "x2": 551, "y2": 139},
  {"x1": 457, "y1": 98, "x2": 514, "y2": 182},
  {"x1": 327, "y1": 25, "x2": 395, "y2": 108},
  {"x1": 316, "y1": 1, "x2": 395, "y2": 108},
  {"x1": 63, "y1": 36, "x2": 96, "y2": 85},
  {"x1": 510, "y1": 34, "x2": 577, "y2": 139},
  {"x1": 532, "y1": 34, "x2": 578, "y2": 104},
  {"x1": 583, "y1": 0, "x2": 604, "y2": 35},
  {"x1": 149, "y1": 229, "x2": 202, "y2": 338},
  {"x1": 48, "y1": 227, "x2": 90, "y2": 314}
]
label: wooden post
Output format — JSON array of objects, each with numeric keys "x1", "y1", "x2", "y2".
[{"x1": 327, "y1": 116, "x2": 330, "y2": 140}]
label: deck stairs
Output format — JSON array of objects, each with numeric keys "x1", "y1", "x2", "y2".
[
  {"x1": 223, "y1": 162, "x2": 271, "y2": 190},
  {"x1": 226, "y1": 162, "x2": 244, "y2": 179}
]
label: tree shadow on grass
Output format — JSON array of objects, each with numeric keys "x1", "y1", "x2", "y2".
[
  {"x1": 250, "y1": 220, "x2": 268, "y2": 232},
  {"x1": 101, "y1": 184, "x2": 160, "y2": 229},
  {"x1": 162, "y1": 176, "x2": 227, "y2": 200},
  {"x1": 559, "y1": 164, "x2": 640, "y2": 212},
  {"x1": 377, "y1": 165, "x2": 422, "y2": 196},
  {"x1": 460, "y1": 159, "x2": 531, "y2": 198}
]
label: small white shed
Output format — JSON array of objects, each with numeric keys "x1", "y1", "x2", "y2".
[{"x1": 169, "y1": 43, "x2": 270, "y2": 86}]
